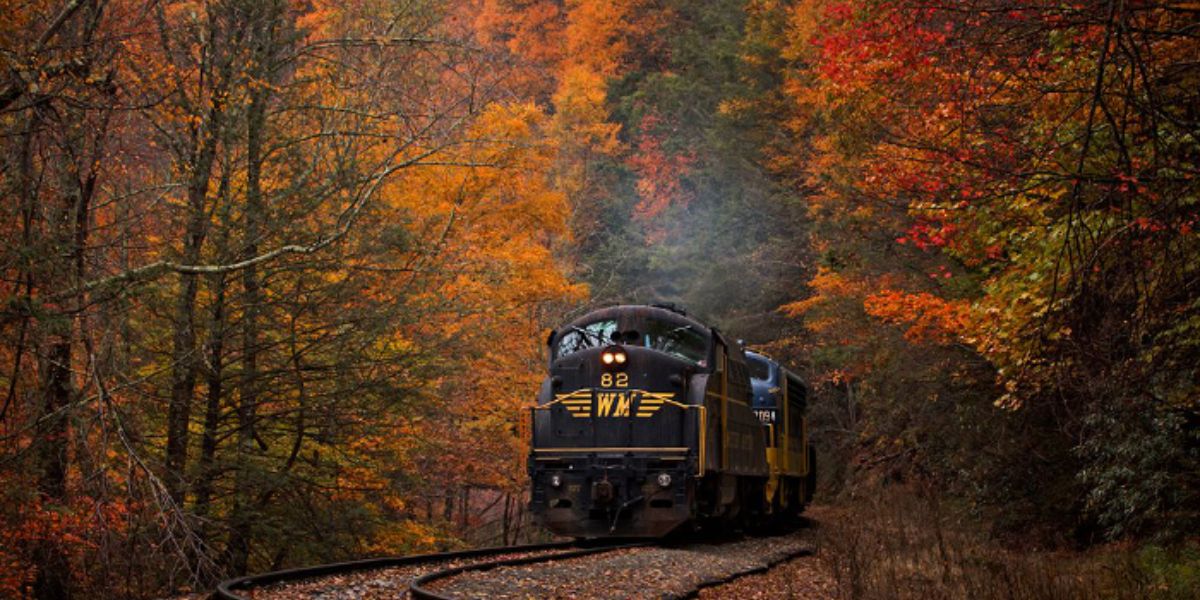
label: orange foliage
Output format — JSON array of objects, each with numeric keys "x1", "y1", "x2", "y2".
[
  {"x1": 562, "y1": 0, "x2": 670, "y2": 78},
  {"x1": 473, "y1": 0, "x2": 567, "y2": 97},
  {"x1": 863, "y1": 290, "x2": 972, "y2": 345}
]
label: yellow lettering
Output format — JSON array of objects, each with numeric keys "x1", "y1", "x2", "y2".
[
  {"x1": 599, "y1": 373, "x2": 628, "y2": 388},
  {"x1": 615, "y1": 394, "x2": 631, "y2": 417},
  {"x1": 597, "y1": 392, "x2": 617, "y2": 416}
]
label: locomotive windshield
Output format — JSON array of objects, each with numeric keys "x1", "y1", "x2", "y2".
[
  {"x1": 747, "y1": 354, "x2": 771, "y2": 381},
  {"x1": 555, "y1": 319, "x2": 618, "y2": 357},
  {"x1": 640, "y1": 320, "x2": 707, "y2": 364},
  {"x1": 553, "y1": 313, "x2": 709, "y2": 365}
]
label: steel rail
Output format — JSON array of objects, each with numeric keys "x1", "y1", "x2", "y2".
[
  {"x1": 679, "y1": 546, "x2": 813, "y2": 599},
  {"x1": 212, "y1": 540, "x2": 578, "y2": 600},
  {"x1": 409, "y1": 542, "x2": 652, "y2": 600}
]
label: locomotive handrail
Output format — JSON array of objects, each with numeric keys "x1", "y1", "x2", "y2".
[{"x1": 657, "y1": 398, "x2": 706, "y2": 476}]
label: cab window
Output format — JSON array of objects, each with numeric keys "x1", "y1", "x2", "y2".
[
  {"x1": 747, "y1": 355, "x2": 771, "y2": 381},
  {"x1": 640, "y1": 319, "x2": 709, "y2": 365},
  {"x1": 554, "y1": 319, "x2": 618, "y2": 358}
]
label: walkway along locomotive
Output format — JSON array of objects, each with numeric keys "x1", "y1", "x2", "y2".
[{"x1": 527, "y1": 304, "x2": 815, "y2": 538}]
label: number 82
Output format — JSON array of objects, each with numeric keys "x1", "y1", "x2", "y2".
[{"x1": 600, "y1": 373, "x2": 628, "y2": 387}]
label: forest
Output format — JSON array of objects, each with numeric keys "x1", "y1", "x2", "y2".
[{"x1": 1, "y1": 0, "x2": 1197, "y2": 598}]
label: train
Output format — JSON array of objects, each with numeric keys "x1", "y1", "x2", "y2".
[{"x1": 527, "y1": 304, "x2": 815, "y2": 538}]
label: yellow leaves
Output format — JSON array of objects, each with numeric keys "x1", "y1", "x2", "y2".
[
  {"x1": 360, "y1": 98, "x2": 584, "y2": 495},
  {"x1": 563, "y1": 0, "x2": 668, "y2": 78},
  {"x1": 364, "y1": 519, "x2": 442, "y2": 555},
  {"x1": 551, "y1": 65, "x2": 622, "y2": 157},
  {"x1": 369, "y1": 335, "x2": 416, "y2": 360},
  {"x1": 717, "y1": 98, "x2": 754, "y2": 117},
  {"x1": 782, "y1": 0, "x2": 827, "y2": 62}
]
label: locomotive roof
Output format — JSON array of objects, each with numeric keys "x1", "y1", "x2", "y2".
[
  {"x1": 560, "y1": 304, "x2": 714, "y2": 337},
  {"x1": 745, "y1": 349, "x2": 808, "y2": 389}
]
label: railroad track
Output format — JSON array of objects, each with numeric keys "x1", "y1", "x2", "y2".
[
  {"x1": 214, "y1": 533, "x2": 812, "y2": 599},
  {"x1": 409, "y1": 540, "x2": 812, "y2": 600},
  {"x1": 212, "y1": 540, "x2": 582, "y2": 600},
  {"x1": 408, "y1": 542, "x2": 652, "y2": 600}
]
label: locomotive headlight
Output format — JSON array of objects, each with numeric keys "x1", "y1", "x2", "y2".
[
  {"x1": 600, "y1": 346, "x2": 628, "y2": 370},
  {"x1": 601, "y1": 348, "x2": 626, "y2": 366},
  {"x1": 656, "y1": 473, "x2": 672, "y2": 488},
  {"x1": 550, "y1": 474, "x2": 563, "y2": 488}
]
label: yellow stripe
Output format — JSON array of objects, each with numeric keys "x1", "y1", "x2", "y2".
[
  {"x1": 705, "y1": 390, "x2": 749, "y2": 407},
  {"x1": 532, "y1": 456, "x2": 686, "y2": 460},
  {"x1": 536, "y1": 448, "x2": 686, "y2": 453}
]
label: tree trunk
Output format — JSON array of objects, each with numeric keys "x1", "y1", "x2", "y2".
[
  {"x1": 501, "y1": 492, "x2": 512, "y2": 545},
  {"x1": 195, "y1": 174, "x2": 233, "y2": 534},
  {"x1": 164, "y1": 91, "x2": 226, "y2": 505},
  {"x1": 194, "y1": 273, "x2": 227, "y2": 524},
  {"x1": 514, "y1": 492, "x2": 524, "y2": 543},
  {"x1": 459, "y1": 487, "x2": 470, "y2": 531},
  {"x1": 227, "y1": 17, "x2": 273, "y2": 569},
  {"x1": 35, "y1": 123, "x2": 98, "y2": 600},
  {"x1": 34, "y1": 339, "x2": 72, "y2": 600}
]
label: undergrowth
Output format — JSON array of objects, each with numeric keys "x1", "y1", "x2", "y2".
[{"x1": 815, "y1": 486, "x2": 1199, "y2": 599}]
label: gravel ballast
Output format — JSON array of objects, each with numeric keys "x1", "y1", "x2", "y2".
[
  {"x1": 426, "y1": 533, "x2": 814, "y2": 600},
  {"x1": 695, "y1": 553, "x2": 837, "y2": 599},
  {"x1": 242, "y1": 548, "x2": 574, "y2": 600}
]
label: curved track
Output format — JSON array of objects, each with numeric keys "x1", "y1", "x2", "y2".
[
  {"x1": 213, "y1": 541, "x2": 579, "y2": 600},
  {"x1": 681, "y1": 545, "x2": 813, "y2": 599},
  {"x1": 406, "y1": 535, "x2": 813, "y2": 600},
  {"x1": 214, "y1": 532, "x2": 813, "y2": 599},
  {"x1": 408, "y1": 543, "x2": 652, "y2": 600}
]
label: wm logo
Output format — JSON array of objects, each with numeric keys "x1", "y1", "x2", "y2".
[
  {"x1": 554, "y1": 389, "x2": 675, "y2": 418},
  {"x1": 596, "y1": 392, "x2": 632, "y2": 417}
]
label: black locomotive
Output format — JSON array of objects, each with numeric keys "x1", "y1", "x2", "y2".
[{"x1": 527, "y1": 304, "x2": 814, "y2": 538}]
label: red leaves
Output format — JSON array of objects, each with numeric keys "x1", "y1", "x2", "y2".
[
  {"x1": 628, "y1": 113, "x2": 696, "y2": 232},
  {"x1": 901, "y1": 221, "x2": 957, "y2": 251}
]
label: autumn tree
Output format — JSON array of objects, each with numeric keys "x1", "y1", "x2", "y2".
[
  {"x1": 781, "y1": 0, "x2": 1200, "y2": 540},
  {"x1": 2, "y1": 1, "x2": 582, "y2": 597}
]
